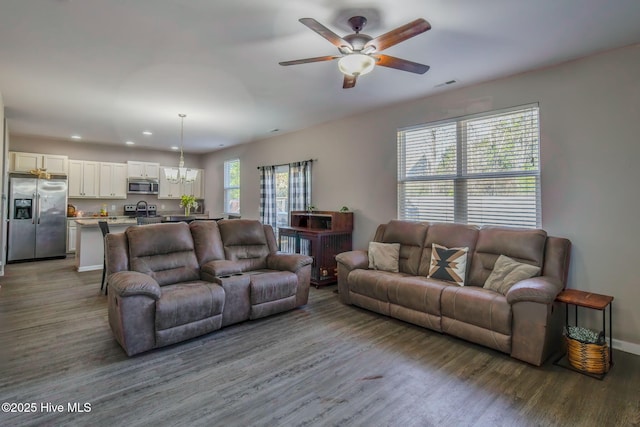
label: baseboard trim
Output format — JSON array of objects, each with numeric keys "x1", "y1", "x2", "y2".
[
  {"x1": 612, "y1": 338, "x2": 640, "y2": 356},
  {"x1": 77, "y1": 264, "x2": 102, "y2": 272}
]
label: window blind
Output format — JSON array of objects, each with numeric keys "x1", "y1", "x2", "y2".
[{"x1": 398, "y1": 104, "x2": 540, "y2": 228}]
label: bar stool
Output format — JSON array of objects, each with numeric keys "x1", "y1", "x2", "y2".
[{"x1": 98, "y1": 221, "x2": 110, "y2": 294}]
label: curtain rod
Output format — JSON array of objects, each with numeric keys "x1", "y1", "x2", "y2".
[{"x1": 256, "y1": 158, "x2": 315, "y2": 170}]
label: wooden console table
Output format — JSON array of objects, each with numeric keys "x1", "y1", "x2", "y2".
[
  {"x1": 278, "y1": 211, "x2": 353, "y2": 288},
  {"x1": 554, "y1": 289, "x2": 614, "y2": 378}
]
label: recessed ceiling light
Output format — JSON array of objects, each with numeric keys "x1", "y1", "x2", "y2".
[
  {"x1": 71, "y1": 135, "x2": 82, "y2": 140},
  {"x1": 170, "y1": 146, "x2": 179, "y2": 150},
  {"x1": 142, "y1": 131, "x2": 153, "y2": 136},
  {"x1": 125, "y1": 141, "x2": 135, "y2": 145}
]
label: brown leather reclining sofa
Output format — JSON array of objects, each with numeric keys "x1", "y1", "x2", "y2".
[
  {"x1": 336, "y1": 220, "x2": 571, "y2": 366},
  {"x1": 105, "y1": 219, "x2": 312, "y2": 356}
]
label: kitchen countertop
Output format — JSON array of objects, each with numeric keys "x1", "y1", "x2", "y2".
[{"x1": 74, "y1": 218, "x2": 137, "y2": 227}]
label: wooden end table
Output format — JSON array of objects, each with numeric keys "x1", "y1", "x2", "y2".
[{"x1": 554, "y1": 289, "x2": 614, "y2": 379}]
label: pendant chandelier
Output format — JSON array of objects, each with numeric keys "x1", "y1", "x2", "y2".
[{"x1": 164, "y1": 113, "x2": 198, "y2": 184}]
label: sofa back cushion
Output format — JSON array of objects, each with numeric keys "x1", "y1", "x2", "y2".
[
  {"x1": 126, "y1": 222, "x2": 200, "y2": 286},
  {"x1": 419, "y1": 223, "x2": 480, "y2": 280},
  {"x1": 190, "y1": 220, "x2": 225, "y2": 265},
  {"x1": 467, "y1": 226, "x2": 547, "y2": 287},
  {"x1": 218, "y1": 219, "x2": 271, "y2": 271},
  {"x1": 374, "y1": 220, "x2": 428, "y2": 275}
]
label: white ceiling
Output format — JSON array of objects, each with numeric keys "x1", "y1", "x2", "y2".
[{"x1": 1, "y1": 0, "x2": 639, "y2": 153}]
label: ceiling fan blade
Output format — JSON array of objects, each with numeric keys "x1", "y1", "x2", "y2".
[
  {"x1": 343, "y1": 75, "x2": 357, "y2": 89},
  {"x1": 279, "y1": 55, "x2": 340, "y2": 66},
  {"x1": 374, "y1": 54, "x2": 430, "y2": 74},
  {"x1": 364, "y1": 18, "x2": 431, "y2": 52},
  {"x1": 299, "y1": 18, "x2": 351, "y2": 50}
]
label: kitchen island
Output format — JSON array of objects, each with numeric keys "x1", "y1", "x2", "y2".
[{"x1": 74, "y1": 217, "x2": 137, "y2": 272}]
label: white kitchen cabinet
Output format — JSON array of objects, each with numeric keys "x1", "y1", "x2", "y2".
[
  {"x1": 99, "y1": 162, "x2": 127, "y2": 198},
  {"x1": 158, "y1": 167, "x2": 204, "y2": 199},
  {"x1": 68, "y1": 160, "x2": 99, "y2": 198},
  {"x1": 10, "y1": 151, "x2": 68, "y2": 175},
  {"x1": 127, "y1": 161, "x2": 159, "y2": 179},
  {"x1": 67, "y1": 219, "x2": 77, "y2": 253}
]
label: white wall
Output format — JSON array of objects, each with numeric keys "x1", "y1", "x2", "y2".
[
  {"x1": 204, "y1": 44, "x2": 640, "y2": 349},
  {"x1": 0, "y1": 91, "x2": 6, "y2": 276},
  {"x1": 7, "y1": 136, "x2": 205, "y2": 214},
  {"x1": 8, "y1": 135, "x2": 204, "y2": 167}
]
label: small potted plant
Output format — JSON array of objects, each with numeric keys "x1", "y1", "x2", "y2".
[{"x1": 180, "y1": 194, "x2": 198, "y2": 216}]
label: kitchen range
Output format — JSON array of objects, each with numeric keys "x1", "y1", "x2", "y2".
[{"x1": 124, "y1": 201, "x2": 158, "y2": 218}]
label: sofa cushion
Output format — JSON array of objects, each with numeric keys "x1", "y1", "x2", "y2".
[
  {"x1": 155, "y1": 281, "x2": 225, "y2": 331},
  {"x1": 387, "y1": 276, "x2": 456, "y2": 316},
  {"x1": 427, "y1": 243, "x2": 469, "y2": 286},
  {"x1": 440, "y1": 285, "x2": 512, "y2": 336},
  {"x1": 250, "y1": 271, "x2": 298, "y2": 305},
  {"x1": 127, "y1": 222, "x2": 200, "y2": 286},
  {"x1": 190, "y1": 220, "x2": 225, "y2": 265},
  {"x1": 483, "y1": 255, "x2": 541, "y2": 295},
  {"x1": 348, "y1": 269, "x2": 411, "y2": 302},
  {"x1": 468, "y1": 226, "x2": 547, "y2": 287},
  {"x1": 218, "y1": 219, "x2": 271, "y2": 271},
  {"x1": 368, "y1": 242, "x2": 400, "y2": 272},
  {"x1": 377, "y1": 220, "x2": 428, "y2": 275}
]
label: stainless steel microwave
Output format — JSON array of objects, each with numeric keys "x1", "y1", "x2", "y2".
[{"x1": 127, "y1": 178, "x2": 159, "y2": 195}]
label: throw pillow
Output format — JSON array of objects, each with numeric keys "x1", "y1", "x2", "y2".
[
  {"x1": 483, "y1": 255, "x2": 541, "y2": 295},
  {"x1": 368, "y1": 242, "x2": 401, "y2": 273},
  {"x1": 427, "y1": 243, "x2": 469, "y2": 286}
]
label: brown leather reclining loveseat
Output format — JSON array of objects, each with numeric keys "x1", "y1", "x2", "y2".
[
  {"x1": 336, "y1": 220, "x2": 571, "y2": 366},
  {"x1": 105, "y1": 219, "x2": 312, "y2": 356}
]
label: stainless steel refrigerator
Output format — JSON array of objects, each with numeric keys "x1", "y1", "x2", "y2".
[{"x1": 7, "y1": 175, "x2": 68, "y2": 262}]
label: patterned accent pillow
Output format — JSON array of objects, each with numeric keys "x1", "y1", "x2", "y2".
[
  {"x1": 368, "y1": 242, "x2": 401, "y2": 273},
  {"x1": 427, "y1": 243, "x2": 469, "y2": 286},
  {"x1": 483, "y1": 254, "x2": 541, "y2": 295}
]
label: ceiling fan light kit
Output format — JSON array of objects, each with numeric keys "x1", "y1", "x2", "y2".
[
  {"x1": 338, "y1": 53, "x2": 376, "y2": 76},
  {"x1": 280, "y1": 15, "x2": 431, "y2": 88}
]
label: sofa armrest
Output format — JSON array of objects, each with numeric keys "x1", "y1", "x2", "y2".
[
  {"x1": 336, "y1": 250, "x2": 369, "y2": 305},
  {"x1": 506, "y1": 276, "x2": 564, "y2": 305},
  {"x1": 335, "y1": 250, "x2": 369, "y2": 271},
  {"x1": 109, "y1": 271, "x2": 161, "y2": 300},
  {"x1": 201, "y1": 259, "x2": 244, "y2": 278},
  {"x1": 267, "y1": 253, "x2": 313, "y2": 273}
]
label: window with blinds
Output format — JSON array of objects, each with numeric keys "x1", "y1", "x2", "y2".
[{"x1": 397, "y1": 104, "x2": 540, "y2": 228}]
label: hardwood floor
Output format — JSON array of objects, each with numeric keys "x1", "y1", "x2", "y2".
[{"x1": 0, "y1": 258, "x2": 639, "y2": 427}]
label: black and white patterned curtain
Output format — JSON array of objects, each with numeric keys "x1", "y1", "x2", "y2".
[
  {"x1": 290, "y1": 160, "x2": 312, "y2": 212},
  {"x1": 259, "y1": 165, "x2": 277, "y2": 229}
]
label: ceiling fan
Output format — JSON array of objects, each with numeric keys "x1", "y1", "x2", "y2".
[{"x1": 279, "y1": 16, "x2": 431, "y2": 89}]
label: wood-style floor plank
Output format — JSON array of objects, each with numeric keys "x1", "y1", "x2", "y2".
[{"x1": 1, "y1": 258, "x2": 639, "y2": 426}]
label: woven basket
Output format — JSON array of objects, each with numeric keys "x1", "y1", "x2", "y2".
[{"x1": 566, "y1": 336, "x2": 610, "y2": 374}]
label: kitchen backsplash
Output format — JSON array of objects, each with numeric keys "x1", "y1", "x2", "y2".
[{"x1": 68, "y1": 196, "x2": 204, "y2": 217}]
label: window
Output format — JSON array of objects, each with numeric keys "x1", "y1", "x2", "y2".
[
  {"x1": 275, "y1": 165, "x2": 290, "y2": 229},
  {"x1": 259, "y1": 160, "x2": 312, "y2": 235},
  {"x1": 397, "y1": 104, "x2": 540, "y2": 228},
  {"x1": 224, "y1": 159, "x2": 240, "y2": 214}
]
